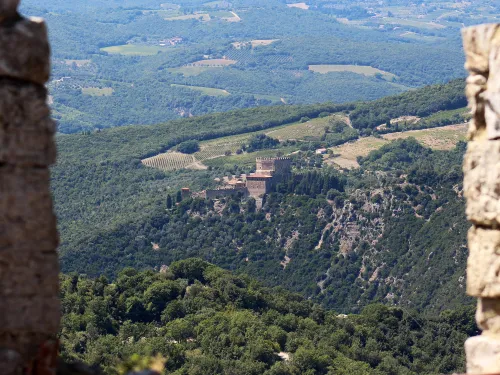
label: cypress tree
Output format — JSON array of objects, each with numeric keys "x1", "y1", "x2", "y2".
[{"x1": 167, "y1": 194, "x2": 172, "y2": 209}]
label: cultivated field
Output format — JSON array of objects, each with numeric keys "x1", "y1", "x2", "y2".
[
  {"x1": 171, "y1": 84, "x2": 230, "y2": 97},
  {"x1": 309, "y1": 65, "x2": 396, "y2": 80},
  {"x1": 328, "y1": 137, "x2": 388, "y2": 169},
  {"x1": 101, "y1": 45, "x2": 168, "y2": 56},
  {"x1": 142, "y1": 152, "x2": 196, "y2": 171},
  {"x1": 266, "y1": 115, "x2": 342, "y2": 140},
  {"x1": 232, "y1": 39, "x2": 279, "y2": 49},
  {"x1": 82, "y1": 87, "x2": 114, "y2": 97},
  {"x1": 167, "y1": 66, "x2": 216, "y2": 77},
  {"x1": 205, "y1": 146, "x2": 299, "y2": 170},
  {"x1": 190, "y1": 59, "x2": 237, "y2": 66},
  {"x1": 165, "y1": 13, "x2": 211, "y2": 21},
  {"x1": 383, "y1": 124, "x2": 467, "y2": 150},
  {"x1": 382, "y1": 17, "x2": 445, "y2": 30},
  {"x1": 327, "y1": 124, "x2": 468, "y2": 169},
  {"x1": 141, "y1": 114, "x2": 346, "y2": 172}
]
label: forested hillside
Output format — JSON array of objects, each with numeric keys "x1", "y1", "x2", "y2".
[
  {"x1": 60, "y1": 259, "x2": 476, "y2": 375},
  {"x1": 51, "y1": 79, "x2": 471, "y2": 317},
  {"x1": 20, "y1": 0, "x2": 479, "y2": 132}
]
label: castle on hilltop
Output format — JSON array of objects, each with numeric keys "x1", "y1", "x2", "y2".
[{"x1": 203, "y1": 157, "x2": 292, "y2": 199}]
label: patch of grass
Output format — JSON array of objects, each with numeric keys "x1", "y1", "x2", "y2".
[
  {"x1": 251, "y1": 39, "x2": 280, "y2": 48},
  {"x1": 382, "y1": 17, "x2": 445, "y2": 29},
  {"x1": 309, "y1": 65, "x2": 396, "y2": 80},
  {"x1": 143, "y1": 9, "x2": 181, "y2": 17},
  {"x1": 328, "y1": 137, "x2": 388, "y2": 169},
  {"x1": 101, "y1": 44, "x2": 169, "y2": 56},
  {"x1": 287, "y1": 3, "x2": 309, "y2": 10},
  {"x1": 190, "y1": 59, "x2": 237, "y2": 66},
  {"x1": 266, "y1": 115, "x2": 340, "y2": 140},
  {"x1": 250, "y1": 93, "x2": 283, "y2": 102},
  {"x1": 171, "y1": 84, "x2": 230, "y2": 97},
  {"x1": 328, "y1": 124, "x2": 468, "y2": 169},
  {"x1": 209, "y1": 11, "x2": 234, "y2": 18},
  {"x1": 82, "y1": 87, "x2": 114, "y2": 97},
  {"x1": 165, "y1": 13, "x2": 211, "y2": 21},
  {"x1": 383, "y1": 124, "x2": 467, "y2": 150},
  {"x1": 167, "y1": 66, "x2": 217, "y2": 77},
  {"x1": 399, "y1": 31, "x2": 445, "y2": 42}
]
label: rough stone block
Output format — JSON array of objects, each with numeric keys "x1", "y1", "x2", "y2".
[
  {"x1": 463, "y1": 140, "x2": 500, "y2": 226},
  {"x1": 462, "y1": 24, "x2": 500, "y2": 74},
  {"x1": 0, "y1": 17, "x2": 50, "y2": 85},
  {"x1": 476, "y1": 298, "x2": 500, "y2": 333},
  {"x1": 0, "y1": 252, "x2": 59, "y2": 297},
  {"x1": 0, "y1": 80, "x2": 56, "y2": 166},
  {"x1": 0, "y1": 167, "x2": 58, "y2": 250},
  {"x1": 0, "y1": 296, "x2": 60, "y2": 334},
  {"x1": 466, "y1": 335, "x2": 500, "y2": 374},
  {"x1": 467, "y1": 227, "x2": 500, "y2": 297}
]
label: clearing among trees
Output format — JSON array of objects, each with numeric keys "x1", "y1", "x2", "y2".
[
  {"x1": 287, "y1": 3, "x2": 309, "y2": 10},
  {"x1": 189, "y1": 59, "x2": 237, "y2": 66},
  {"x1": 81, "y1": 87, "x2": 113, "y2": 97},
  {"x1": 171, "y1": 84, "x2": 230, "y2": 97},
  {"x1": 232, "y1": 39, "x2": 279, "y2": 49},
  {"x1": 101, "y1": 44, "x2": 169, "y2": 56},
  {"x1": 309, "y1": 65, "x2": 396, "y2": 80},
  {"x1": 328, "y1": 124, "x2": 467, "y2": 169},
  {"x1": 165, "y1": 13, "x2": 211, "y2": 21}
]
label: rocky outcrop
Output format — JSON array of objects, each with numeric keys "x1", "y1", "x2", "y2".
[
  {"x1": 462, "y1": 23, "x2": 500, "y2": 374},
  {"x1": 0, "y1": 1, "x2": 59, "y2": 374}
]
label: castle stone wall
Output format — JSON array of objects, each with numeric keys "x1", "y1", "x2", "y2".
[
  {"x1": 462, "y1": 23, "x2": 500, "y2": 374},
  {"x1": 246, "y1": 178, "x2": 271, "y2": 197}
]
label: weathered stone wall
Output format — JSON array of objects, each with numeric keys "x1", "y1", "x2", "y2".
[
  {"x1": 0, "y1": 2, "x2": 60, "y2": 374},
  {"x1": 462, "y1": 23, "x2": 500, "y2": 374},
  {"x1": 256, "y1": 158, "x2": 275, "y2": 173},
  {"x1": 246, "y1": 178, "x2": 270, "y2": 197},
  {"x1": 272, "y1": 158, "x2": 292, "y2": 176}
]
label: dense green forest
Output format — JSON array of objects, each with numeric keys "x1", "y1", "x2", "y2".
[
  {"x1": 52, "y1": 81, "x2": 471, "y2": 314},
  {"x1": 60, "y1": 259, "x2": 476, "y2": 375},
  {"x1": 20, "y1": 0, "x2": 479, "y2": 133},
  {"x1": 59, "y1": 136, "x2": 471, "y2": 314}
]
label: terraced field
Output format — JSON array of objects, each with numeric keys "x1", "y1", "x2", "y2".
[
  {"x1": 142, "y1": 152, "x2": 195, "y2": 171},
  {"x1": 141, "y1": 114, "x2": 346, "y2": 171}
]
